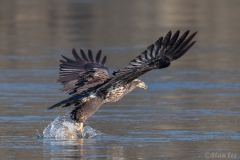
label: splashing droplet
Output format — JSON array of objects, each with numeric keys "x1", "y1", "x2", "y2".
[
  {"x1": 81, "y1": 126, "x2": 103, "y2": 138},
  {"x1": 42, "y1": 117, "x2": 103, "y2": 139}
]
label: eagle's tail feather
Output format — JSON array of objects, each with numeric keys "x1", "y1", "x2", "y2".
[{"x1": 47, "y1": 93, "x2": 87, "y2": 110}]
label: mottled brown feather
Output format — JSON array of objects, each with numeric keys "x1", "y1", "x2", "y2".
[{"x1": 57, "y1": 49, "x2": 109, "y2": 95}]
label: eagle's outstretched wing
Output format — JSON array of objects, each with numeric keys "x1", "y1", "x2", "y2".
[
  {"x1": 58, "y1": 48, "x2": 109, "y2": 95},
  {"x1": 97, "y1": 30, "x2": 197, "y2": 96}
]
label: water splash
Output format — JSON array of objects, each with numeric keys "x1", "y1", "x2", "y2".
[
  {"x1": 42, "y1": 117, "x2": 103, "y2": 139},
  {"x1": 81, "y1": 126, "x2": 103, "y2": 138}
]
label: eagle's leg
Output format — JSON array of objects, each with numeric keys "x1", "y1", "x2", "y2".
[{"x1": 74, "y1": 122, "x2": 83, "y2": 134}]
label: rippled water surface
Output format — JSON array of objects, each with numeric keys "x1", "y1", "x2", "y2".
[{"x1": 1, "y1": 0, "x2": 240, "y2": 159}]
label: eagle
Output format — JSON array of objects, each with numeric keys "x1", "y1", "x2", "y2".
[{"x1": 48, "y1": 30, "x2": 197, "y2": 133}]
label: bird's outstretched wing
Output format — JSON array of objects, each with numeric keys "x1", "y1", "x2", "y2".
[
  {"x1": 97, "y1": 30, "x2": 197, "y2": 95},
  {"x1": 58, "y1": 48, "x2": 109, "y2": 95}
]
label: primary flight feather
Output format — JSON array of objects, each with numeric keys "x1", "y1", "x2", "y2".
[{"x1": 48, "y1": 30, "x2": 197, "y2": 133}]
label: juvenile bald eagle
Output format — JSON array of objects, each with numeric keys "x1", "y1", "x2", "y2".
[{"x1": 48, "y1": 30, "x2": 197, "y2": 133}]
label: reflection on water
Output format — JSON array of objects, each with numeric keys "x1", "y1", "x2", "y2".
[{"x1": 1, "y1": 0, "x2": 240, "y2": 159}]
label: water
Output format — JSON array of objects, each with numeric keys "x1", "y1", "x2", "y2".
[
  {"x1": 42, "y1": 117, "x2": 103, "y2": 139},
  {"x1": 1, "y1": 0, "x2": 240, "y2": 159}
]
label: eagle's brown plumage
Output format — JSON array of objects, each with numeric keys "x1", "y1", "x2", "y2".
[
  {"x1": 48, "y1": 30, "x2": 197, "y2": 132},
  {"x1": 57, "y1": 49, "x2": 109, "y2": 95}
]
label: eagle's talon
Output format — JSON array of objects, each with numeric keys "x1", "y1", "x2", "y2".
[{"x1": 75, "y1": 122, "x2": 83, "y2": 134}]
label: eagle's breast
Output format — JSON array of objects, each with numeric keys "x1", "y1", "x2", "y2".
[{"x1": 103, "y1": 83, "x2": 128, "y2": 103}]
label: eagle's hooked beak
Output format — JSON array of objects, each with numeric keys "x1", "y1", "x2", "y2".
[{"x1": 137, "y1": 82, "x2": 147, "y2": 90}]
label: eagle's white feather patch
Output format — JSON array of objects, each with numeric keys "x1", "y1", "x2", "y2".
[{"x1": 81, "y1": 93, "x2": 96, "y2": 103}]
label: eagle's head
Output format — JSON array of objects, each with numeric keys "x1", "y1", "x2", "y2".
[{"x1": 134, "y1": 79, "x2": 147, "y2": 90}]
